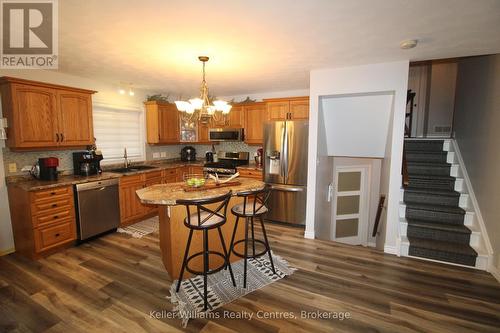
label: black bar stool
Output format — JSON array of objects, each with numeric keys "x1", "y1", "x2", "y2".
[
  {"x1": 228, "y1": 185, "x2": 276, "y2": 288},
  {"x1": 176, "y1": 191, "x2": 236, "y2": 311}
]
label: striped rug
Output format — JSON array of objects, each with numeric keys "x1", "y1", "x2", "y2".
[{"x1": 117, "y1": 216, "x2": 159, "y2": 238}]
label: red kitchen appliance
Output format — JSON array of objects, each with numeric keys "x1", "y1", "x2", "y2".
[{"x1": 31, "y1": 157, "x2": 59, "y2": 180}]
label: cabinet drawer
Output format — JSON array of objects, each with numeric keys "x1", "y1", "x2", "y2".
[
  {"x1": 35, "y1": 220, "x2": 75, "y2": 252},
  {"x1": 32, "y1": 186, "x2": 72, "y2": 203},
  {"x1": 145, "y1": 170, "x2": 162, "y2": 181},
  {"x1": 31, "y1": 197, "x2": 73, "y2": 215},
  {"x1": 32, "y1": 207, "x2": 74, "y2": 227},
  {"x1": 164, "y1": 168, "x2": 177, "y2": 177},
  {"x1": 120, "y1": 174, "x2": 144, "y2": 186},
  {"x1": 239, "y1": 169, "x2": 263, "y2": 179}
]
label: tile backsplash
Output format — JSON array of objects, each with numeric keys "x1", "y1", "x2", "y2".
[{"x1": 3, "y1": 142, "x2": 262, "y2": 176}]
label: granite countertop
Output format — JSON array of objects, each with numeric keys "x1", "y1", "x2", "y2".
[
  {"x1": 136, "y1": 177, "x2": 265, "y2": 205},
  {"x1": 6, "y1": 172, "x2": 122, "y2": 191},
  {"x1": 5, "y1": 159, "x2": 260, "y2": 191}
]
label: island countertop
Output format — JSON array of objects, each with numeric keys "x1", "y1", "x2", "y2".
[{"x1": 136, "y1": 177, "x2": 265, "y2": 205}]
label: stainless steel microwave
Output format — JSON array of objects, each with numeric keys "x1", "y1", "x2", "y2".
[{"x1": 209, "y1": 128, "x2": 244, "y2": 142}]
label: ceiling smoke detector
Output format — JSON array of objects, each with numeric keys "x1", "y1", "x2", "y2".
[{"x1": 400, "y1": 39, "x2": 418, "y2": 50}]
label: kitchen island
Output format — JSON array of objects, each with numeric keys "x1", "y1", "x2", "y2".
[{"x1": 136, "y1": 178, "x2": 265, "y2": 279}]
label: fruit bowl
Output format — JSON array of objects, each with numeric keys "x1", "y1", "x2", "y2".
[{"x1": 183, "y1": 174, "x2": 207, "y2": 188}]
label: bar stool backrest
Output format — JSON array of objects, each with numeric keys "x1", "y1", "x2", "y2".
[
  {"x1": 177, "y1": 191, "x2": 232, "y2": 228},
  {"x1": 237, "y1": 185, "x2": 271, "y2": 215}
]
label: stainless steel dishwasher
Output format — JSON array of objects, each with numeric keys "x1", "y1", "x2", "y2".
[{"x1": 74, "y1": 178, "x2": 121, "y2": 240}]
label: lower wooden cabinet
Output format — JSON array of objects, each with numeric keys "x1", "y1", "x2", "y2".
[{"x1": 8, "y1": 185, "x2": 77, "y2": 258}]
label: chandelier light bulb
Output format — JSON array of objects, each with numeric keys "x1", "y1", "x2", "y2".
[
  {"x1": 189, "y1": 98, "x2": 203, "y2": 110},
  {"x1": 221, "y1": 104, "x2": 232, "y2": 114}
]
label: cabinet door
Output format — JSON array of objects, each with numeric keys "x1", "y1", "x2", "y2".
[
  {"x1": 119, "y1": 176, "x2": 146, "y2": 225},
  {"x1": 267, "y1": 101, "x2": 289, "y2": 121},
  {"x1": 159, "y1": 104, "x2": 180, "y2": 143},
  {"x1": 210, "y1": 114, "x2": 227, "y2": 127},
  {"x1": 227, "y1": 105, "x2": 245, "y2": 127},
  {"x1": 175, "y1": 166, "x2": 189, "y2": 182},
  {"x1": 290, "y1": 99, "x2": 309, "y2": 119},
  {"x1": 244, "y1": 103, "x2": 266, "y2": 145},
  {"x1": 57, "y1": 91, "x2": 94, "y2": 146},
  {"x1": 197, "y1": 121, "x2": 210, "y2": 143},
  {"x1": 10, "y1": 84, "x2": 58, "y2": 147}
]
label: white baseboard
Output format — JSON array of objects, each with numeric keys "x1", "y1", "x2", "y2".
[
  {"x1": 489, "y1": 264, "x2": 500, "y2": 283},
  {"x1": 304, "y1": 230, "x2": 315, "y2": 239},
  {"x1": 0, "y1": 248, "x2": 14, "y2": 256},
  {"x1": 452, "y1": 140, "x2": 494, "y2": 255},
  {"x1": 384, "y1": 245, "x2": 398, "y2": 255}
]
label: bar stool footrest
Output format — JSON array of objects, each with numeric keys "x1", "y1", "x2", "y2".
[
  {"x1": 231, "y1": 239, "x2": 268, "y2": 258},
  {"x1": 185, "y1": 251, "x2": 228, "y2": 276}
]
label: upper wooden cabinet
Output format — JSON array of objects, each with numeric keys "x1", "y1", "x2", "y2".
[
  {"x1": 210, "y1": 105, "x2": 245, "y2": 128},
  {"x1": 0, "y1": 77, "x2": 96, "y2": 150},
  {"x1": 244, "y1": 102, "x2": 266, "y2": 145},
  {"x1": 145, "y1": 101, "x2": 180, "y2": 144},
  {"x1": 265, "y1": 96, "x2": 309, "y2": 121}
]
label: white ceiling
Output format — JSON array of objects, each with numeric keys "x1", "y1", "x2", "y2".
[{"x1": 59, "y1": 0, "x2": 500, "y2": 96}]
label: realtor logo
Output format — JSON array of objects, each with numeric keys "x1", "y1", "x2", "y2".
[{"x1": 1, "y1": 0, "x2": 58, "y2": 68}]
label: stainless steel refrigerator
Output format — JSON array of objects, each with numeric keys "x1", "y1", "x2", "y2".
[{"x1": 264, "y1": 120, "x2": 308, "y2": 226}]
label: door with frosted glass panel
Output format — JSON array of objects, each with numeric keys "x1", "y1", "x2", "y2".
[{"x1": 332, "y1": 167, "x2": 369, "y2": 245}]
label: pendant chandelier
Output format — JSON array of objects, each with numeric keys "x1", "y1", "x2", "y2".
[{"x1": 175, "y1": 56, "x2": 231, "y2": 123}]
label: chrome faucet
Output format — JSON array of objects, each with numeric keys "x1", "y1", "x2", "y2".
[{"x1": 123, "y1": 147, "x2": 130, "y2": 168}]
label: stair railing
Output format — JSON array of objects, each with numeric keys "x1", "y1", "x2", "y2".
[
  {"x1": 402, "y1": 153, "x2": 409, "y2": 188},
  {"x1": 372, "y1": 195, "x2": 386, "y2": 237},
  {"x1": 405, "y1": 90, "x2": 416, "y2": 137}
]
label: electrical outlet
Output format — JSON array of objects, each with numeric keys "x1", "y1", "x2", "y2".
[
  {"x1": 152, "y1": 152, "x2": 160, "y2": 159},
  {"x1": 160, "y1": 152, "x2": 167, "y2": 158},
  {"x1": 8, "y1": 163, "x2": 17, "y2": 173}
]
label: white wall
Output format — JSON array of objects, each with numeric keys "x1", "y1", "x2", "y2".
[
  {"x1": 426, "y1": 62, "x2": 457, "y2": 137},
  {"x1": 0, "y1": 132, "x2": 14, "y2": 255},
  {"x1": 307, "y1": 61, "x2": 409, "y2": 256},
  {"x1": 453, "y1": 54, "x2": 500, "y2": 273},
  {"x1": 321, "y1": 93, "x2": 394, "y2": 157}
]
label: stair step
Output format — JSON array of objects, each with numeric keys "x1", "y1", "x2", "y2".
[
  {"x1": 407, "y1": 175, "x2": 456, "y2": 191},
  {"x1": 408, "y1": 237, "x2": 477, "y2": 266},
  {"x1": 405, "y1": 151, "x2": 448, "y2": 164},
  {"x1": 403, "y1": 187, "x2": 460, "y2": 206},
  {"x1": 405, "y1": 203, "x2": 465, "y2": 225},
  {"x1": 407, "y1": 162, "x2": 451, "y2": 177},
  {"x1": 407, "y1": 219, "x2": 471, "y2": 244},
  {"x1": 405, "y1": 140, "x2": 444, "y2": 152}
]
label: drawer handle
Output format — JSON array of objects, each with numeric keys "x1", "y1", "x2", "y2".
[
  {"x1": 53, "y1": 215, "x2": 58, "y2": 219},
  {"x1": 52, "y1": 204, "x2": 57, "y2": 208},
  {"x1": 55, "y1": 233, "x2": 60, "y2": 237},
  {"x1": 50, "y1": 192, "x2": 56, "y2": 195}
]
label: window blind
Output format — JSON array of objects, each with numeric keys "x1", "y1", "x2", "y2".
[{"x1": 93, "y1": 105, "x2": 145, "y2": 163}]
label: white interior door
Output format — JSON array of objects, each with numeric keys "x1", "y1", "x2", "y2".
[{"x1": 331, "y1": 166, "x2": 370, "y2": 245}]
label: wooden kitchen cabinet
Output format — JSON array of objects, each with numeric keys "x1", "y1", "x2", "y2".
[
  {"x1": 119, "y1": 174, "x2": 147, "y2": 226},
  {"x1": 244, "y1": 102, "x2": 266, "y2": 145},
  {"x1": 209, "y1": 105, "x2": 245, "y2": 128},
  {"x1": 197, "y1": 121, "x2": 211, "y2": 143},
  {"x1": 57, "y1": 91, "x2": 94, "y2": 146},
  {"x1": 238, "y1": 168, "x2": 263, "y2": 180},
  {"x1": 7, "y1": 185, "x2": 77, "y2": 258},
  {"x1": 265, "y1": 96, "x2": 309, "y2": 120},
  {"x1": 0, "y1": 77, "x2": 96, "y2": 150},
  {"x1": 145, "y1": 101, "x2": 180, "y2": 144}
]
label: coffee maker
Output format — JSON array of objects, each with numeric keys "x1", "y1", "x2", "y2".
[
  {"x1": 31, "y1": 157, "x2": 59, "y2": 181},
  {"x1": 73, "y1": 151, "x2": 103, "y2": 176},
  {"x1": 180, "y1": 146, "x2": 197, "y2": 162}
]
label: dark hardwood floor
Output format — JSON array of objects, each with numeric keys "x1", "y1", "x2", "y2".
[{"x1": 1, "y1": 222, "x2": 499, "y2": 332}]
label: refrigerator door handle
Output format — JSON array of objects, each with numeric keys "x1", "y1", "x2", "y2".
[
  {"x1": 270, "y1": 184, "x2": 304, "y2": 192},
  {"x1": 282, "y1": 122, "x2": 289, "y2": 181}
]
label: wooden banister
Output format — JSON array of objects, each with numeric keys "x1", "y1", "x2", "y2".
[{"x1": 372, "y1": 195, "x2": 386, "y2": 237}]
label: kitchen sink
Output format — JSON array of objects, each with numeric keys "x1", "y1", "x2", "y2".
[{"x1": 109, "y1": 165, "x2": 158, "y2": 173}]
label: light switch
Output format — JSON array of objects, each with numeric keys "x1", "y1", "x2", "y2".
[
  {"x1": 8, "y1": 163, "x2": 17, "y2": 173},
  {"x1": 152, "y1": 152, "x2": 160, "y2": 159},
  {"x1": 160, "y1": 152, "x2": 167, "y2": 158}
]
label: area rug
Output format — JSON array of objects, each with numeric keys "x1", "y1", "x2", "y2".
[
  {"x1": 117, "y1": 216, "x2": 159, "y2": 238},
  {"x1": 168, "y1": 253, "x2": 296, "y2": 327}
]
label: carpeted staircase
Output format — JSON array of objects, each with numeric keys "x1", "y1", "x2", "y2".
[{"x1": 403, "y1": 139, "x2": 477, "y2": 266}]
